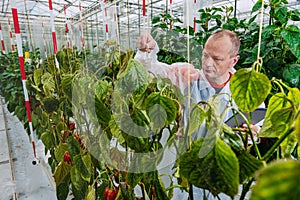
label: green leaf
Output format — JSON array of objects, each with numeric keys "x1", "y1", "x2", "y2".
[
  {"x1": 71, "y1": 180, "x2": 88, "y2": 200},
  {"x1": 94, "y1": 80, "x2": 109, "y2": 100},
  {"x1": 259, "y1": 93, "x2": 285, "y2": 137},
  {"x1": 180, "y1": 138, "x2": 239, "y2": 198},
  {"x1": 188, "y1": 104, "x2": 206, "y2": 136},
  {"x1": 56, "y1": 175, "x2": 70, "y2": 200},
  {"x1": 146, "y1": 92, "x2": 179, "y2": 126},
  {"x1": 86, "y1": 185, "x2": 95, "y2": 200},
  {"x1": 109, "y1": 117, "x2": 126, "y2": 145},
  {"x1": 237, "y1": 151, "x2": 263, "y2": 183},
  {"x1": 287, "y1": 86, "x2": 300, "y2": 109},
  {"x1": 67, "y1": 136, "x2": 81, "y2": 157},
  {"x1": 70, "y1": 165, "x2": 88, "y2": 191},
  {"x1": 33, "y1": 68, "x2": 43, "y2": 86},
  {"x1": 251, "y1": 160, "x2": 300, "y2": 200},
  {"x1": 251, "y1": 0, "x2": 262, "y2": 13},
  {"x1": 283, "y1": 64, "x2": 300, "y2": 87},
  {"x1": 95, "y1": 96, "x2": 111, "y2": 127},
  {"x1": 269, "y1": 106, "x2": 294, "y2": 135},
  {"x1": 73, "y1": 155, "x2": 90, "y2": 182},
  {"x1": 152, "y1": 16, "x2": 161, "y2": 24},
  {"x1": 117, "y1": 59, "x2": 148, "y2": 95},
  {"x1": 53, "y1": 161, "x2": 72, "y2": 185},
  {"x1": 274, "y1": 6, "x2": 288, "y2": 25},
  {"x1": 55, "y1": 142, "x2": 69, "y2": 161},
  {"x1": 126, "y1": 173, "x2": 143, "y2": 188},
  {"x1": 221, "y1": 124, "x2": 243, "y2": 151},
  {"x1": 152, "y1": 178, "x2": 169, "y2": 200},
  {"x1": 41, "y1": 72, "x2": 55, "y2": 96},
  {"x1": 280, "y1": 132, "x2": 298, "y2": 158},
  {"x1": 61, "y1": 74, "x2": 73, "y2": 100},
  {"x1": 262, "y1": 25, "x2": 277, "y2": 39},
  {"x1": 230, "y1": 68, "x2": 271, "y2": 112},
  {"x1": 281, "y1": 26, "x2": 300, "y2": 59},
  {"x1": 42, "y1": 97, "x2": 59, "y2": 113},
  {"x1": 41, "y1": 131, "x2": 56, "y2": 150},
  {"x1": 290, "y1": 9, "x2": 300, "y2": 21},
  {"x1": 259, "y1": 89, "x2": 297, "y2": 138},
  {"x1": 295, "y1": 114, "x2": 300, "y2": 155},
  {"x1": 82, "y1": 153, "x2": 93, "y2": 175},
  {"x1": 40, "y1": 110, "x2": 49, "y2": 128}
]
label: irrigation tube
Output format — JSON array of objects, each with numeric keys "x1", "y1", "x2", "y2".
[{"x1": 11, "y1": 4, "x2": 38, "y2": 165}]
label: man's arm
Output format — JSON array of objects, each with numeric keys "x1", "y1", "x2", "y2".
[{"x1": 134, "y1": 32, "x2": 201, "y2": 91}]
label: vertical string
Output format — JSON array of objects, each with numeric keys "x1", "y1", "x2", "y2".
[
  {"x1": 23, "y1": 0, "x2": 34, "y2": 51},
  {"x1": 185, "y1": 0, "x2": 191, "y2": 140},
  {"x1": 114, "y1": 2, "x2": 119, "y2": 45},
  {"x1": 70, "y1": 18, "x2": 75, "y2": 48},
  {"x1": 48, "y1": 0, "x2": 59, "y2": 69},
  {"x1": 142, "y1": 0, "x2": 146, "y2": 31},
  {"x1": 254, "y1": 0, "x2": 265, "y2": 71},
  {"x1": 48, "y1": 0, "x2": 58, "y2": 54},
  {"x1": 126, "y1": 0, "x2": 130, "y2": 48},
  {"x1": 257, "y1": 0, "x2": 265, "y2": 60},
  {"x1": 193, "y1": 0, "x2": 197, "y2": 32},
  {"x1": 101, "y1": 0, "x2": 109, "y2": 51},
  {"x1": 64, "y1": 5, "x2": 71, "y2": 48},
  {"x1": 95, "y1": 11, "x2": 100, "y2": 48},
  {"x1": 0, "y1": 23, "x2": 5, "y2": 54},
  {"x1": 79, "y1": 0, "x2": 85, "y2": 49},
  {"x1": 7, "y1": 18, "x2": 15, "y2": 52},
  {"x1": 11, "y1": 3, "x2": 37, "y2": 160},
  {"x1": 41, "y1": 17, "x2": 48, "y2": 58},
  {"x1": 169, "y1": 0, "x2": 172, "y2": 30}
]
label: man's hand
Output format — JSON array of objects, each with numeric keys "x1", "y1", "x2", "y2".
[
  {"x1": 136, "y1": 31, "x2": 156, "y2": 53},
  {"x1": 240, "y1": 123, "x2": 260, "y2": 144}
]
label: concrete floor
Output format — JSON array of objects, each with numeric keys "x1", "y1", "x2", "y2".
[{"x1": 0, "y1": 98, "x2": 57, "y2": 200}]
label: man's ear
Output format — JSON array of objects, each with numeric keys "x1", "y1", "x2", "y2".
[{"x1": 232, "y1": 54, "x2": 240, "y2": 67}]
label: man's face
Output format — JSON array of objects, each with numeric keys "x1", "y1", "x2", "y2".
[{"x1": 201, "y1": 36, "x2": 239, "y2": 84}]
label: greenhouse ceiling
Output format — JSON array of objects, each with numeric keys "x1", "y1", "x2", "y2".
[
  {"x1": 0, "y1": 0, "x2": 300, "y2": 52},
  {"x1": 2, "y1": 0, "x2": 300, "y2": 32}
]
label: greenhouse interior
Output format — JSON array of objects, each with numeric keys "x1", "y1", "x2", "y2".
[{"x1": 0, "y1": 0, "x2": 300, "y2": 200}]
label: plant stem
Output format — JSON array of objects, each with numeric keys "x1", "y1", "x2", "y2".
[
  {"x1": 262, "y1": 127, "x2": 295, "y2": 161},
  {"x1": 239, "y1": 179, "x2": 254, "y2": 200}
]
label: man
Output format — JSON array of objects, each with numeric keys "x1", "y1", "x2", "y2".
[
  {"x1": 135, "y1": 30, "x2": 251, "y2": 138},
  {"x1": 134, "y1": 30, "x2": 260, "y2": 199}
]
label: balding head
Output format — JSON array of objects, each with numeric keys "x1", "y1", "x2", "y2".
[{"x1": 208, "y1": 30, "x2": 240, "y2": 58}]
